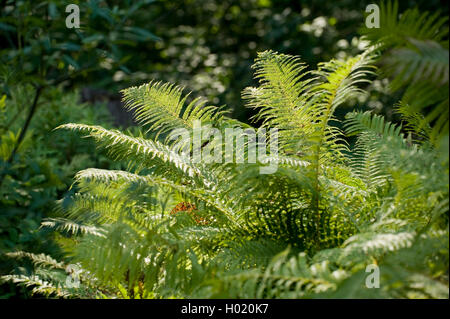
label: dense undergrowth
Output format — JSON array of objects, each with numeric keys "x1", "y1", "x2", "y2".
[
  {"x1": 0, "y1": 86, "x2": 117, "y2": 297},
  {"x1": 3, "y1": 46, "x2": 448, "y2": 298},
  {"x1": 0, "y1": 2, "x2": 448, "y2": 299}
]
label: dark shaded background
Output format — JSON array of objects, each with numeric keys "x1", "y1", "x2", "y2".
[{"x1": 80, "y1": 0, "x2": 448, "y2": 123}]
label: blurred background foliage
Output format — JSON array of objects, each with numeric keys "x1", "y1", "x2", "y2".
[
  {"x1": 0, "y1": 0, "x2": 448, "y2": 298},
  {"x1": 92, "y1": 0, "x2": 448, "y2": 122},
  {"x1": 0, "y1": 86, "x2": 118, "y2": 297},
  {"x1": 2, "y1": 0, "x2": 447, "y2": 121}
]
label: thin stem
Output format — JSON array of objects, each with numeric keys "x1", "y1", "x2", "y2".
[{"x1": 6, "y1": 85, "x2": 43, "y2": 164}]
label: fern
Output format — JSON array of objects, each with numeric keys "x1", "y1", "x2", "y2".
[
  {"x1": 121, "y1": 81, "x2": 226, "y2": 140},
  {"x1": 5, "y1": 46, "x2": 448, "y2": 299},
  {"x1": 361, "y1": 1, "x2": 449, "y2": 144}
]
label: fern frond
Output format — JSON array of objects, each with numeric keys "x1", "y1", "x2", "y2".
[
  {"x1": 41, "y1": 218, "x2": 106, "y2": 237},
  {"x1": 362, "y1": 1, "x2": 448, "y2": 49},
  {"x1": 385, "y1": 39, "x2": 449, "y2": 89},
  {"x1": 203, "y1": 249, "x2": 344, "y2": 298},
  {"x1": 345, "y1": 111, "x2": 404, "y2": 144},
  {"x1": 395, "y1": 101, "x2": 432, "y2": 142},
  {"x1": 362, "y1": 1, "x2": 449, "y2": 143},
  {"x1": 73, "y1": 168, "x2": 238, "y2": 226},
  {"x1": 4, "y1": 251, "x2": 65, "y2": 270},
  {"x1": 121, "y1": 81, "x2": 225, "y2": 139},
  {"x1": 1, "y1": 274, "x2": 74, "y2": 298},
  {"x1": 56, "y1": 123, "x2": 200, "y2": 177}
]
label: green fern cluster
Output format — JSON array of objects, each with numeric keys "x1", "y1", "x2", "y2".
[
  {"x1": 2, "y1": 33, "x2": 448, "y2": 298},
  {"x1": 362, "y1": 1, "x2": 449, "y2": 144}
]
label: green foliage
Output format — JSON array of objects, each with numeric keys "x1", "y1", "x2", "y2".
[
  {"x1": 0, "y1": 0, "x2": 158, "y2": 89},
  {"x1": 119, "y1": 0, "x2": 427, "y2": 121},
  {"x1": 121, "y1": 81, "x2": 226, "y2": 138},
  {"x1": 1, "y1": 1, "x2": 448, "y2": 299},
  {"x1": 0, "y1": 0, "x2": 160, "y2": 182},
  {"x1": 4, "y1": 45, "x2": 447, "y2": 298},
  {"x1": 361, "y1": 1, "x2": 449, "y2": 144},
  {"x1": 0, "y1": 84, "x2": 115, "y2": 298}
]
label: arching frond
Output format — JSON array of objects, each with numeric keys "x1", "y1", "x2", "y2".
[
  {"x1": 362, "y1": 1, "x2": 448, "y2": 49},
  {"x1": 362, "y1": 1, "x2": 449, "y2": 143},
  {"x1": 4, "y1": 251, "x2": 65, "y2": 270},
  {"x1": 56, "y1": 123, "x2": 200, "y2": 177},
  {"x1": 121, "y1": 81, "x2": 225, "y2": 139}
]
